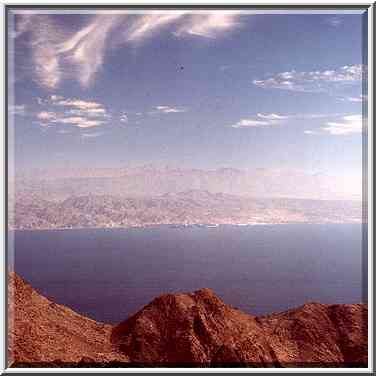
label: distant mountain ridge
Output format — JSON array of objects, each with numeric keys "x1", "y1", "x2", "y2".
[
  {"x1": 13, "y1": 165, "x2": 361, "y2": 201},
  {"x1": 10, "y1": 190, "x2": 362, "y2": 230},
  {"x1": 9, "y1": 272, "x2": 368, "y2": 367}
]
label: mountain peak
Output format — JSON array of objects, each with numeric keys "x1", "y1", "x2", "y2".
[{"x1": 9, "y1": 272, "x2": 367, "y2": 367}]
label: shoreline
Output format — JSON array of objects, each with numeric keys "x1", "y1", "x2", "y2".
[{"x1": 8, "y1": 221, "x2": 364, "y2": 232}]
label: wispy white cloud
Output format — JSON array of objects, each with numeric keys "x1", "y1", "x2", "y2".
[
  {"x1": 13, "y1": 13, "x2": 33, "y2": 38},
  {"x1": 54, "y1": 117, "x2": 104, "y2": 128},
  {"x1": 68, "y1": 108, "x2": 108, "y2": 117},
  {"x1": 57, "y1": 15, "x2": 124, "y2": 87},
  {"x1": 37, "y1": 111, "x2": 56, "y2": 121},
  {"x1": 338, "y1": 94, "x2": 367, "y2": 103},
  {"x1": 231, "y1": 112, "x2": 362, "y2": 133},
  {"x1": 34, "y1": 43, "x2": 61, "y2": 89},
  {"x1": 120, "y1": 114, "x2": 129, "y2": 123},
  {"x1": 36, "y1": 112, "x2": 104, "y2": 128},
  {"x1": 303, "y1": 114, "x2": 364, "y2": 136},
  {"x1": 16, "y1": 14, "x2": 64, "y2": 89},
  {"x1": 16, "y1": 12, "x2": 243, "y2": 89},
  {"x1": 257, "y1": 113, "x2": 288, "y2": 120},
  {"x1": 50, "y1": 95, "x2": 109, "y2": 118},
  {"x1": 230, "y1": 112, "x2": 324, "y2": 128},
  {"x1": 81, "y1": 131, "x2": 104, "y2": 138},
  {"x1": 253, "y1": 65, "x2": 365, "y2": 93},
  {"x1": 50, "y1": 94, "x2": 64, "y2": 102},
  {"x1": 125, "y1": 13, "x2": 185, "y2": 43},
  {"x1": 35, "y1": 95, "x2": 108, "y2": 128},
  {"x1": 53, "y1": 97, "x2": 103, "y2": 109},
  {"x1": 175, "y1": 12, "x2": 241, "y2": 38},
  {"x1": 347, "y1": 96, "x2": 364, "y2": 103},
  {"x1": 153, "y1": 105, "x2": 187, "y2": 114},
  {"x1": 231, "y1": 113, "x2": 287, "y2": 128},
  {"x1": 232, "y1": 119, "x2": 270, "y2": 128},
  {"x1": 321, "y1": 114, "x2": 363, "y2": 135}
]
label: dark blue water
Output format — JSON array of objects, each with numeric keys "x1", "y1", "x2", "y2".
[{"x1": 11, "y1": 224, "x2": 366, "y2": 323}]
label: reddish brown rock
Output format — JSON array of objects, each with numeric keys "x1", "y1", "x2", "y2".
[
  {"x1": 111, "y1": 288, "x2": 278, "y2": 366},
  {"x1": 111, "y1": 291, "x2": 368, "y2": 367},
  {"x1": 9, "y1": 273, "x2": 367, "y2": 368},
  {"x1": 8, "y1": 272, "x2": 128, "y2": 367},
  {"x1": 258, "y1": 302, "x2": 368, "y2": 367}
]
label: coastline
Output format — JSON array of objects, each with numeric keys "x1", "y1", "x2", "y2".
[{"x1": 8, "y1": 220, "x2": 364, "y2": 232}]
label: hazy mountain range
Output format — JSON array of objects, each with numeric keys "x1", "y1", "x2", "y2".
[
  {"x1": 12, "y1": 165, "x2": 361, "y2": 201},
  {"x1": 9, "y1": 166, "x2": 363, "y2": 230},
  {"x1": 10, "y1": 191, "x2": 361, "y2": 230}
]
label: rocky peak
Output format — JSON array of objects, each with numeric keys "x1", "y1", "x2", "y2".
[{"x1": 9, "y1": 273, "x2": 368, "y2": 368}]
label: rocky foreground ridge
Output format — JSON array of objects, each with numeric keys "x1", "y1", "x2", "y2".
[{"x1": 8, "y1": 273, "x2": 367, "y2": 368}]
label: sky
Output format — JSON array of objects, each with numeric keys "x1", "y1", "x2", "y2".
[{"x1": 7, "y1": 9, "x2": 367, "y2": 196}]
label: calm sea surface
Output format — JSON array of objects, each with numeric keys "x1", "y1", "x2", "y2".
[{"x1": 11, "y1": 224, "x2": 366, "y2": 323}]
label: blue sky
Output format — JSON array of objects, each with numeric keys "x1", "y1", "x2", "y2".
[{"x1": 8, "y1": 10, "x2": 367, "y2": 195}]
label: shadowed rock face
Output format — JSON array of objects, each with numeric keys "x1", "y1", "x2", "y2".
[
  {"x1": 111, "y1": 290, "x2": 368, "y2": 367},
  {"x1": 9, "y1": 273, "x2": 367, "y2": 368},
  {"x1": 258, "y1": 302, "x2": 368, "y2": 367},
  {"x1": 110, "y1": 288, "x2": 279, "y2": 366}
]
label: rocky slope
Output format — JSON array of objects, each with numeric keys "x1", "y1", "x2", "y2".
[
  {"x1": 111, "y1": 289, "x2": 367, "y2": 367},
  {"x1": 8, "y1": 272, "x2": 128, "y2": 367},
  {"x1": 9, "y1": 273, "x2": 367, "y2": 368}
]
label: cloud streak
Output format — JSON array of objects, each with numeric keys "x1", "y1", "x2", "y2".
[
  {"x1": 231, "y1": 112, "x2": 365, "y2": 136},
  {"x1": 81, "y1": 131, "x2": 104, "y2": 138},
  {"x1": 253, "y1": 65, "x2": 365, "y2": 93},
  {"x1": 55, "y1": 98, "x2": 103, "y2": 110},
  {"x1": 175, "y1": 12, "x2": 241, "y2": 38},
  {"x1": 57, "y1": 15, "x2": 124, "y2": 87},
  {"x1": 231, "y1": 113, "x2": 287, "y2": 128},
  {"x1": 16, "y1": 12, "x2": 243, "y2": 90},
  {"x1": 338, "y1": 94, "x2": 367, "y2": 103},
  {"x1": 321, "y1": 114, "x2": 363, "y2": 135},
  {"x1": 302, "y1": 114, "x2": 364, "y2": 136},
  {"x1": 124, "y1": 13, "x2": 185, "y2": 43},
  {"x1": 230, "y1": 112, "x2": 330, "y2": 129},
  {"x1": 53, "y1": 117, "x2": 104, "y2": 128},
  {"x1": 36, "y1": 95, "x2": 109, "y2": 128},
  {"x1": 120, "y1": 113, "x2": 129, "y2": 123},
  {"x1": 37, "y1": 111, "x2": 56, "y2": 121},
  {"x1": 153, "y1": 105, "x2": 187, "y2": 114},
  {"x1": 14, "y1": 15, "x2": 74, "y2": 89}
]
